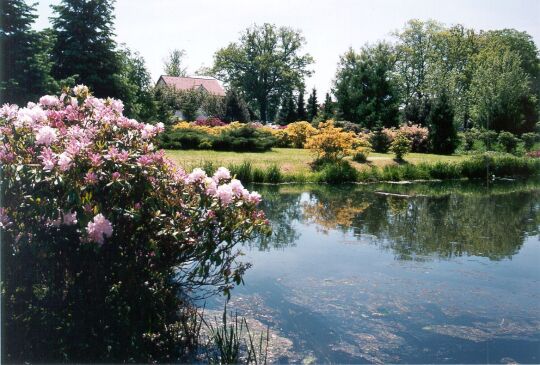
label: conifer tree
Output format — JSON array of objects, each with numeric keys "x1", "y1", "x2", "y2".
[
  {"x1": 307, "y1": 87, "x2": 318, "y2": 122},
  {"x1": 296, "y1": 90, "x2": 307, "y2": 120},
  {"x1": 428, "y1": 92, "x2": 458, "y2": 154}
]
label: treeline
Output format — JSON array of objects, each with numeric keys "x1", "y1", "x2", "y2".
[{"x1": 2, "y1": 1, "x2": 539, "y2": 137}]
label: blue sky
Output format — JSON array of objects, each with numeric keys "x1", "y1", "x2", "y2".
[{"x1": 34, "y1": 0, "x2": 540, "y2": 95}]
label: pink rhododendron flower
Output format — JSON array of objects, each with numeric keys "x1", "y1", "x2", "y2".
[
  {"x1": 86, "y1": 213, "x2": 113, "y2": 244},
  {"x1": 187, "y1": 168, "x2": 207, "y2": 184},
  {"x1": 229, "y1": 179, "x2": 244, "y2": 196},
  {"x1": 204, "y1": 177, "x2": 217, "y2": 195},
  {"x1": 137, "y1": 154, "x2": 153, "y2": 166},
  {"x1": 248, "y1": 191, "x2": 262, "y2": 204},
  {"x1": 84, "y1": 171, "x2": 98, "y2": 185},
  {"x1": 112, "y1": 172, "x2": 121, "y2": 180},
  {"x1": 88, "y1": 152, "x2": 102, "y2": 167},
  {"x1": 57, "y1": 152, "x2": 73, "y2": 171},
  {"x1": 216, "y1": 184, "x2": 234, "y2": 205},
  {"x1": 39, "y1": 95, "x2": 60, "y2": 107},
  {"x1": 39, "y1": 147, "x2": 57, "y2": 171},
  {"x1": 213, "y1": 167, "x2": 231, "y2": 182},
  {"x1": 35, "y1": 126, "x2": 58, "y2": 146}
]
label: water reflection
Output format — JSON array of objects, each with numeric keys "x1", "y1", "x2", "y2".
[{"x1": 251, "y1": 179, "x2": 540, "y2": 261}]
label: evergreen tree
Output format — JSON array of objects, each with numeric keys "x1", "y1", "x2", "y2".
[
  {"x1": 1, "y1": 0, "x2": 56, "y2": 104},
  {"x1": 428, "y1": 92, "x2": 458, "y2": 154},
  {"x1": 224, "y1": 89, "x2": 250, "y2": 122},
  {"x1": 296, "y1": 90, "x2": 307, "y2": 120},
  {"x1": 320, "y1": 93, "x2": 334, "y2": 120},
  {"x1": 333, "y1": 44, "x2": 399, "y2": 128},
  {"x1": 278, "y1": 93, "x2": 297, "y2": 125},
  {"x1": 307, "y1": 87, "x2": 318, "y2": 122},
  {"x1": 51, "y1": 0, "x2": 121, "y2": 98}
]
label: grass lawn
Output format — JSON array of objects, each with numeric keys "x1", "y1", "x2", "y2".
[{"x1": 166, "y1": 148, "x2": 469, "y2": 173}]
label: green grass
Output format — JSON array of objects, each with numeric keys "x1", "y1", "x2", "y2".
[
  {"x1": 166, "y1": 148, "x2": 468, "y2": 175},
  {"x1": 165, "y1": 148, "x2": 539, "y2": 184}
]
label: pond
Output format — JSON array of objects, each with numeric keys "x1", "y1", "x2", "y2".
[{"x1": 207, "y1": 179, "x2": 540, "y2": 364}]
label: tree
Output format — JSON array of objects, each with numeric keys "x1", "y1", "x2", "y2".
[
  {"x1": 296, "y1": 90, "x2": 307, "y2": 120},
  {"x1": 277, "y1": 93, "x2": 297, "y2": 125},
  {"x1": 307, "y1": 88, "x2": 318, "y2": 122},
  {"x1": 333, "y1": 44, "x2": 399, "y2": 128},
  {"x1": 212, "y1": 23, "x2": 313, "y2": 122},
  {"x1": 115, "y1": 46, "x2": 155, "y2": 121},
  {"x1": 393, "y1": 20, "x2": 443, "y2": 105},
  {"x1": 320, "y1": 93, "x2": 335, "y2": 120},
  {"x1": 469, "y1": 41, "x2": 537, "y2": 133},
  {"x1": 0, "y1": 0, "x2": 57, "y2": 104},
  {"x1": 163, "y1": 49, "x2": 187, "y2": 77},
  {"x1": 51, "y1": 0, "x2": 121, "y2": 99},
  {"x1": 427, "y1": 91, "x2": 458, "y2": 154},
  {"x1": 224, "y1": 89, "x2": 250, "y2": 122}
]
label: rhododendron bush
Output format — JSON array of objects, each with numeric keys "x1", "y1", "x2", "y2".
[{"x1": 0, "y1": 86, "x2": 269, "y2": 362}]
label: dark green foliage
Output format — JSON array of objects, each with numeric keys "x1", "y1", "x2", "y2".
[
  {"x1": 296, "y1": 90, "x2": 307, "y2": 120},
  {"x1": 521, "y1": 132, "x2": 538, "y2": 151},
  {"x1": 317, "y1": 160, "x2": 358, "y2": 183},
  {"x1": 51, "y1": 0, "x2": 122, "y2": 99},
  {"x1": 265, "y1": 165, "x2": 283, "y2": 184},
  {"x1": 334, "y1": 44, "x2": 399, "y2": 128},
  {"x1": 277, "y1": 93, "x2": 297, "y2": 125},
  {"x1": 320, "y1": 93, "x2": 335, "y2": 121},
  {"x1": 159, "y1": 129, "x2": 214, "y2": 149},
  {"x1": 479, "y1": 129, "x2": 498, "y2": 150},
  {"x1": 403, "y1": 96, "x2": 432, "y2": 126},
  {"x1": 428, "y1": 92, "x2": 459, "y2": 154},
  {"x1": 463, "y1": 129, "x2": 480, "y2": 151},
  {"x1": 224, "y1": 89, "x2": 250, "y2": 122},
  {"x1": 213, "y1": 126, "x2": 276, "y2": 152},
  {"x1": 369, "y1": 127, "x2": 391, "y2": 153},
  {"x1": 0, "y1": 0, "x2": 57, "y2": 104},
  {"x1": 352, "y1": 150, "x2": 368, "y2": 163},
  {"x1": 212, "y1": 23, "x2": 313, "y2": 121},
  {"x1": 307, "y1": 88, "x2": 318, "y2": 122},
  {"x1": 229, "y1": 161, "x2": 253, "y2": 182},
  {"x1": 497, "y1": 131, "x2": 519, "y2": 153},
  {"x1": 334, "y1": 120, "x2": 365, "y2": 134}
]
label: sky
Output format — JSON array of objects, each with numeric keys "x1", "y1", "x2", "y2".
[{"x1": 34, "y1": 0, "x2": 540, "y2": 96}]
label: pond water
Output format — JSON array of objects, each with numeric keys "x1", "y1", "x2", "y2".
[{"x1": 207, "y1": 179, "x2": 540, "y2": 364}]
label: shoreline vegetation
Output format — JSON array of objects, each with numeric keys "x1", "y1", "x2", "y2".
[{"x1": 166, "y1": 149, "x2": 540, "y2": 184}]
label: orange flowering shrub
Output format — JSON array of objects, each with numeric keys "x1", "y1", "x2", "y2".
[
  {"x1": 285, "y1": 121, "x2": 318, "y2": 148},
  {"x1": 305, "y1": 121, "x2": 356, "y2": 162}
]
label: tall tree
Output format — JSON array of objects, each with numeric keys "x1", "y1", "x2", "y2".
[
  {"x1": 333, "y1": 44, "x2": 399, "y2": 128},
  {"x1": 307, "y1": 87, "x2": 318, "y2": 122},
  {"x1": 51, "y1": 0, "x2": 121, "y2": 98},
  {"x1": 468, "y1": 41, "x2": 537, "y2": 133},
  {"x1": 393, "y1": 20, "x2": 443, "y2": 108},
  {"x1": 212, "y1": 23, "x2": 313, "y2": 122},
  {"x1": 277, "y1": 93, "x2": 297, "y2": 125},
  {"x1": 0, "y1": 0, "x2": 56, "y2": 104},
  {"x1": 427, "y1": 91, "x2": 458, "y2": 154},
  {"x1": 224, "y1": 89, "x2": 250, "y2": 122},
  {"x1": 163, "y1": 49, "x2": 187, "y2": 77},
  {"x1": 320, "y1": 93, "x2": 334, "y2": 121},
  {"x1": 296, "y1": 90, "x2": 307, "y2": 120}
]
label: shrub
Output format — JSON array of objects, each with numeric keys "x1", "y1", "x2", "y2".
[
  {"x1": 369, "y1": 127, "x2": 391, "y2": 153},
  {"x1": 462, "y1": 129, "x2": 480, "y2": 151},
  {"x1": 389, "y1": 132, "x2": 411, "y2": 161},
  {"x1": 0, "y1": 86, "x2": 270, "y2": 362},
  {"x1": 399, "y1": 123, "x2": 430, "y2": 152},
  {"x1": 479, "y1": 129, "x2": 498, "y2": 150},
  {"x1": 159, "y1": 128, "x2": 215, "y2": 149},
  {"x1": 521, "y1": 132, "x2": 538, "y2": 151},
  {"x1": 497, "y1": 131, "x2": 519, "y2": 153},
  {"x1": 193, "y1": 116, "x2": 226, "y2": 127},
  {"x1": 213, "y1": 126, "x2": 276, "y2": 152},
  {"x1": 334, "y1": 120, "x2": 364, "y2": 134},
  {"x1": 306, "y1": 121, "x2": 355, "y2": 163},
  {"x1": 285, "y1": 121, "x2": 318, "y2": 148},
  {"x1": 317, "y1": 160, "x2": 358, "y2": 183}
]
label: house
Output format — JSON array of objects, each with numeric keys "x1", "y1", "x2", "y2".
[
  {"x1": 156, "y1": 75, "x2": 226, "y2": 96},
  {"x1": 155, "y1": 75, "x2": 226, "y2": 120}
]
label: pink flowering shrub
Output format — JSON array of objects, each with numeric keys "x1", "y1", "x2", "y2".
[
  {"x1": 0, "y1": 86, "x2": 269, "y2": 362},
  {"x1": 193, "y1": 116, "x2": 226, "y2": 127}
]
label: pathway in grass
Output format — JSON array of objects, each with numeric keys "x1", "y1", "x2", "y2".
[{"x1": 166, "y1": 148, "x2": 468, "y2": 173}]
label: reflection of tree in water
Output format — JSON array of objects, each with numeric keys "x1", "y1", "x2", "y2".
[
  {"x1": 245, "y1": 185, "x2": 303, "y2": 251},
  {"x1": 299, "y1": 183, "x2": 540, "y2": 261}
]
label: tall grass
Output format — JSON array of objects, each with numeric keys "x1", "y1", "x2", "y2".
[{"x1": 188, "y1": 153, "x2": 540, "y2": 184}]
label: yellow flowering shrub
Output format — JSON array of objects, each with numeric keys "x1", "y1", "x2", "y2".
[
  {"x1": 305, "y1": 121, "x2": 356, "y2": 162},
  {"x1": 285, "y1": 121, "x2": 318, "y2": 148}
]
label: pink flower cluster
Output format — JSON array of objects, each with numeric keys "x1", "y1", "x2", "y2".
[{"x1": 1, "y1": 85, "x2": 266, "y2": 247}]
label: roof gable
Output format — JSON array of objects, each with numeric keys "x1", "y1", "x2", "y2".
[{"x1": 157, "y1": 76, "x2": 226, "y2": 96}]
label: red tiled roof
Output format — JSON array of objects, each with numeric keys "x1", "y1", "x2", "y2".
[{"x1": 158, "y1": 75, "x2": 226, "y2": 96}]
